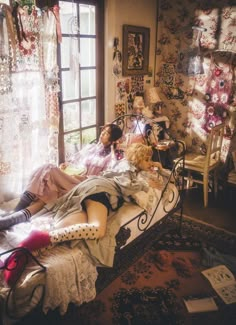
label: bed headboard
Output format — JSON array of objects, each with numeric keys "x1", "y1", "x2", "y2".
[
  {"x1": 111, "y1": 113, "x2": 183, "y2": 156},
  {"x1": 111, "y1": 113, "x2": 186, "y2": 202},
  {"x1": 111, "y1": 114, "x2": 147, "y2": 136}
]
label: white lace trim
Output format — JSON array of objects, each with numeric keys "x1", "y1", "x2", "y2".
[{"x1": 42, "y1": 243, "x2": 97, "y2": 314}]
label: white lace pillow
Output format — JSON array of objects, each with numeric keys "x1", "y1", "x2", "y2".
[{"x1": 132, "y1": 187, "x2": 160, "y2": 215}]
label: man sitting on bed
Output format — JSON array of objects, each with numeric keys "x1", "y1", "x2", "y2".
[
  {"x1": 0, "y1": 123, "x2": 123, "y2": 230},
  {"x1": 3, "y1": 143, "x2": 162, "y2": 286}
]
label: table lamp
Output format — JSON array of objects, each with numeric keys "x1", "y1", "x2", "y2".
[
  {"x1": 133, "y1": 96, "x2": 145, "y2": 114},
  {"x1": 144, "y1": 87, "x2": 163, "y2": 116}
]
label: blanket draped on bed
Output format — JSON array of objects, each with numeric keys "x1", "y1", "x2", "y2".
[
  {"x1": 0, "y1": 221, "x2": 98, "y2": 318},
  {"x1": 34, "y1": 173, "x2": 149, "y2": 224},
  {"x1": 42, "y1": 243, "x2": 97, "y2": 314}
]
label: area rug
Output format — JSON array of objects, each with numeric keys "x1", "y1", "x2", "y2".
[
  {"x1": 15, "y1": 216, "x2": 236, "y2": 325},
  {"x1": 74, "y1": 216, "x2": 236, "y2": 325},
  {"x1": 96, "y1": 214, "x2": 236, "y2": 294}
]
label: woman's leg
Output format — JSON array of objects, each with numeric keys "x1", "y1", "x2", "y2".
[
  {"x1": 14, "y1": 191, "x2": 36, "y2": 211},
  {"x1": 83, "y1": 199, "x2": 108, "y2": 238},
  {"x1": 3, "y1": 200, "x2": 108, "y2": 286},
  {"x1": 0, "y1": 200, "x2": 45, "y2": 230},
  {"x1": 49, "y1": 199, "x2": 108, "y2": 243},
  {"x1": 54, "y1": 210, "x2": 87, "y2": 229},
  {"x1": 27, "y1": 200, "x2": 45, "y2": 215}
]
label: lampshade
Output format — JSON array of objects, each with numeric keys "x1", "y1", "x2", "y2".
[
  {"x1": 144, "y1": 87, "x2": 161, "y2": 105},
  {"x1": 133, "y1": 96, "x2": 145, "y2": 114}
]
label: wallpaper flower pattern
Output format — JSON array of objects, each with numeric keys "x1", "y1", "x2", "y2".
[{"x1": 154, "y1": 0, "x2": 236, "y2": 162}]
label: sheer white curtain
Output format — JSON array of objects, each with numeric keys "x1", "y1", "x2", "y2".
[{"x1": 0, "y1": 7, "x2": 59, "y2": 203}]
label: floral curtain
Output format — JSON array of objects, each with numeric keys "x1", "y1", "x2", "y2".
[
  {"x1": 154, "y1": 0, "x2": 236, "y2": 162},
  {"x1": 0, "y1": 3, "x2": 60, "y2": 203}
]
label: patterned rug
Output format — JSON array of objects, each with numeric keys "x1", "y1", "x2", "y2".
[
  {"x1": 15, "y1": 215, "x2": 236, "y2": 325},
  {"x1": 96, "y1": 214, "x2": 236, "y2": 294},
  {"x1": 76, "y1": 215, "x2": 236, "y2": 325}
]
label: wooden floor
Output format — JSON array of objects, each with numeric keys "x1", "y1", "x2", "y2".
[{"x1": 182, "y1": 186, "x2": 236, "y2": 234}]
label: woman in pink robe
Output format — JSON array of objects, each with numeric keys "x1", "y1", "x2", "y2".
[{"x1": 0, "y1": 124, "x2": 122, "y2": 230}]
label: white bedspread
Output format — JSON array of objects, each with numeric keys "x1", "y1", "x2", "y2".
[
  {"x1": 0, "y1": 216, "x2": 98, "y2": 319},
  {"x1": 42, "y1": 243, "x2": 97, "y2": 314}
]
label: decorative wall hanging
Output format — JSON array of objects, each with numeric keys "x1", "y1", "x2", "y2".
[
  {"x1": 115, "y1": 103, "x2": 126, "y2": 117},
  {"x1": 122, "y1": 25, "x2": 150, "y2": 76},
  {"x1": 131, "y1": 75, "x2": 144, "y2": 96},
  {"x1": 176, "y1": 27, "x2": 205, "y2": 76},
  {"x1": 112, "y1": 37, "x2": 122, "y2": 78},
  {"x1": 116, "y1": 77, "x2": 131, "y2": 102},
  {"x1": 160, "y1": 63, "x2": 184, "y2": 100},
  {"x1": 203, "y1": 54, "x2": 234, "y2": 133}
]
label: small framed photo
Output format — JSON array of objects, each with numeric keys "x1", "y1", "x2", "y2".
[{"x1": 122, "y1": 25, "x2": 150, "y2": 76}]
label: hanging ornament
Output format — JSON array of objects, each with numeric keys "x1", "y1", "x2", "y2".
[
  {"x1": 112, "y1": 37, "x2": 122, "y2": 78},
  {"x1": 214, "y1": 68, "x2": 222, "y2": 77}
]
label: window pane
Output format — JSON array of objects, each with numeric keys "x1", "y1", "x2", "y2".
[
  {"x1": 80, "y1": 38, "x2": 95, "y2": 67},
  {"x1": 64, "y1": 131, "x2": 81, "y2": 160},
  {"x1": 62, "y1": 70, "x2": 80, "y2": 100},
  {"x1": 80, "y1": 5, "x2": 95, "y2": 35},
  {"x1": 63, "y1": 102, "x2": 80, "y2": 132},
  {"x1": 81, "y1": 69, "x2": 95, "y2": 98},
  {"x1": 81, "y1": 99, "x2": 96, "y2": 127},
  {"x1": 82, "y1": 127, "x2": 96, "y2": 145},
  {"x1": 60, "y1": 1, "x2": 79, "y2": 35},
  {"x1": 60, "y1": 37, "x2": 70, "y2": 68},
  {"x1": 58, "y1": 1, "x2": 99, "y2": 163}
]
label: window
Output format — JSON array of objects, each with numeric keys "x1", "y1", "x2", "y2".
[{"x1": 58, "y1": 0, "x2": 104, "y2": 163}]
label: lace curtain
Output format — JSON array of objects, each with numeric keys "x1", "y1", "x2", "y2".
[{"x1": 0, "y1": 5, "x2": 60, "y2": 203}]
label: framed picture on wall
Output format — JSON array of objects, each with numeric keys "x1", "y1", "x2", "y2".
[{"x1": 122, "y1": 25, "x2": 150, "y2": 76}]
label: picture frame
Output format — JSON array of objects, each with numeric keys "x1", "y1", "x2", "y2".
[{"x1": 122, "y1": 25, "x2": 150, "y2": 76}]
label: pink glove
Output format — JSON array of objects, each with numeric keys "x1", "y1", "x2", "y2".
[
  {"x1": 4, "y1": 230, "x2": 51, "y2": 287},
  {"x1": 18, "y1": 229, "x2": 51, "y2": 251}
]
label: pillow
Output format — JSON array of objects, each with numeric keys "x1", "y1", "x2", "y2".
[
  {"x1": 139, "y1": 170, "x2": 165, "y2": 188},
  {"x1": 132, "y1": 187, "x2": 161, "y2": 215},
  {"x1": 131, "y1": 171, "x2": 165, "y2": 214}
]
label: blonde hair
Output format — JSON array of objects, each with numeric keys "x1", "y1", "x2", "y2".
[{"x1": 125, "y1": 143, "x2": 153, "y2": 168}]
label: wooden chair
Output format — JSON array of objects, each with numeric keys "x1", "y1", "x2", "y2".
[
  {"x1": 183, "y1": 123, "x2": 225, "y2": 207},
  {"x1": 226, "y1": 169, "x2": 236, "y2": 201}
]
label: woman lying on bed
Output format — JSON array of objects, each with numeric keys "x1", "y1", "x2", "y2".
[
  {"x1": 0, "y1": 123, "x2": 123, "y2": 230},
  {"x1": 2, "y1": 143, "x2": 162, "y2": 286}
]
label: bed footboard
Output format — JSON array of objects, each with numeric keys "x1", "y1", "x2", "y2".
[{"x1": 0, "y1": 247, "x2": 46, "y2": 321}]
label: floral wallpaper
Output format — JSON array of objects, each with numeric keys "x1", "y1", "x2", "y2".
[{"x1": 154, "y1": 0, "x2": 236, "y2": 162}]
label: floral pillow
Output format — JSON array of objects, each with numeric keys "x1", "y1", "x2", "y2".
[
  {"x1": 131, "y1": 171, "x2": 165, "y2": 215},
  {"x1": 132, "y1": 187, "x2": 161, "y2": 215}
]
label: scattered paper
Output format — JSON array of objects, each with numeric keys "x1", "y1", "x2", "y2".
[{"x1": 202, "y1": 264, "x2": 236, "y2": 304}]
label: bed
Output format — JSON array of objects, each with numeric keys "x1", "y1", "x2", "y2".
[{"x1": 0, "y1": 114, "x2": 185, "y2": 324}]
